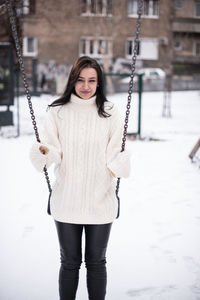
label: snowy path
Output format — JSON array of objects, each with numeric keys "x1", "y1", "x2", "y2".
[{"x1": 1, "y1": 91, "x2": 200, "y2": 300}]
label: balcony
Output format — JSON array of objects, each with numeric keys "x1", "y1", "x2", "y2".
[
  {"x1": 172, "y1": 18, "x2": 200, "y2": 33},
  {"x1": 173, "y1": 54, "x2": 200, "y2": 64}
]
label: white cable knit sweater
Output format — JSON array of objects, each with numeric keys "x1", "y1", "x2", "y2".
[{"x1": 30, "y1": 94, "x2": 130, "y2": 224}]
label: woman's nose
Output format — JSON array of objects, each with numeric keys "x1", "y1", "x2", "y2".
[{"x1": 83, "y1": 81, "x2": 89, "y2": 89}]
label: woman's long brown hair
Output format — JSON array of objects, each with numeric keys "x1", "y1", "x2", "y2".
[{"x1": 49, "y1": 56, "x2": 111, "y2": 118}]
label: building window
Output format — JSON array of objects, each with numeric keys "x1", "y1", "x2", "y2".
[
  {"x1": 174, "y1": 40, "x2": 182, "y2": 51},
  {"x1": 174, "y1": 0, "x2": 183, "y2": 9},
  {"x1": 126, "y1": 38, "x2": 158, "y2": 60},
  {"x1": 195, "y1": 1, "x2": 200, "y2": 17},
  {"x1": 81, "y1": 0, "x2": 112, "y2": 16},
  {"x1": 23, "y1": 0, "x2": 36, "y2": 15},
  {"x1": 127, "y1": 0, "x2": 138, "y2": 15},
  {"x1": 194, "y1": 41, "x2": 200, "y2": 56},
  {"x1": 80, "y1": 37, "x2": 112, "y2": 58},
  {"x1": 128, "y1": 0, "x2": 159, "y2": 18},
  {"x1": 23, "y1": 0, "x2": 29, "y2": 14},
  {"x1": 127, "y1": 40, "x2": 140, "y2": 56},
  {"x1": 23, "y1": 37, "x2": 38, "y2": 56},
  {"x1": 152, "y1": 0, "x2": 159, "y2": 15}
]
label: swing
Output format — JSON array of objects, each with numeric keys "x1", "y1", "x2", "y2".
[{"x1": 6, "y1": 0, "x2": 143, "y2": 217}]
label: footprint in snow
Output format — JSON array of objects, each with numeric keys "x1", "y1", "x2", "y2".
[{"x1": 127, "y1": 285, "x2": 177, "y2": 298}]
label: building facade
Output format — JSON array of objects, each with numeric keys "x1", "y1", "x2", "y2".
[
  {"x1": 173, "y1": 0, "x2": 200, "y2": 75},
  {"x1": 2, "y1": 0, "x2": 200, "y2": 91},
  {"x1": 22, "y1": 0, "x2": 172, "y2": 70}
]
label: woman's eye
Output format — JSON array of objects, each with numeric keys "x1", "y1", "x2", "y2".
[{"x1": 77, "y1": 79, "x2": 97, "y2": 83}]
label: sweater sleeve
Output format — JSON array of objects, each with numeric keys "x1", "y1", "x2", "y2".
[
  {"x1": 29, "y1": 108, "x2": 62, "y2": 172},
  {"x1": 106, "y1": 105, "x2": 131, "y2": 178}
]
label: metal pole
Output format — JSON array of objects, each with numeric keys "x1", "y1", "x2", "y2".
[
  {"x1": 16, "y1": 71, "x2": 20, "y2": 137},
  {"x1": 32, "y1": 58, "x2": 38, "y2": 96},
  {"x1": 137, "y1": 73, "x2": 143, "y2": 138}
]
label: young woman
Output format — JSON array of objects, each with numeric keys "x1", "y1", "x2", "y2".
[{"x1": 30, "y1": 56, "x2": 130, "y2": 300}]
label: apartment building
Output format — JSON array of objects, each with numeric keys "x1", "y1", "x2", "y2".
[
  {"x1": 173, "y1": 0, "x2": 200, "y2": 75},
  {"x1": 2, "y1": 0, "x2": 200, "y2": 91},
  {"x1": 22, "y1": 0, "x2": 171, "y2": 70}
]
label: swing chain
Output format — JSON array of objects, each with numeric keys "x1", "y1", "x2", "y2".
[
  {"x1": 121, "y1": 0, "x2": 143, "y2": 152},
  {"x1": 116, "y1": 0, "x2": 143, "y2": 207},
  {"x1": 6, "y1": 0, "x2": 143, "y2": 217},
  {"x1": 6, "y1": 0, "x2": 52, "y2": 196},
  {"x1": 6, "y1": 0, "x2": 40, "y2": 142}
]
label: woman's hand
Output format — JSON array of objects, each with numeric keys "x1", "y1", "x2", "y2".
[{"x1": 39, "y1": 145, "x2": 49, "y2": 155}]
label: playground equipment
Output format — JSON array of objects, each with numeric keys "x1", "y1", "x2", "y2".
[
  {"x1": 6, "y1": 0, "x2": 144, "y2": 217},
  {"x1": 189, "y1": 139, "x2": 200, "y2": 166}
]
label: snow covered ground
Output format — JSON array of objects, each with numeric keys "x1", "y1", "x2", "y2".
[{"x1": 1, "y1": 90, "x2": 200, "y2": 300}]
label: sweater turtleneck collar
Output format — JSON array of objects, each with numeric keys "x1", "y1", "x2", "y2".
[{"x1": 70, "y1": 94, "x2": 96, "y2": 105}]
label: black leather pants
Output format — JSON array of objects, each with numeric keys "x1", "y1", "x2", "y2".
[{"x1": 55, "y1": 221, "x2": 112, "y2": 300}]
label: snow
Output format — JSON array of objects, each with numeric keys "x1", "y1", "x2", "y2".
[{"x1": 1, "y1": 90, "x2": 200, "y2": 300}]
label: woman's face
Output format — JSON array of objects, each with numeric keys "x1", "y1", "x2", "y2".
[{"x1": 75, "y1": 67, "x2": 98, "y2": 100}]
